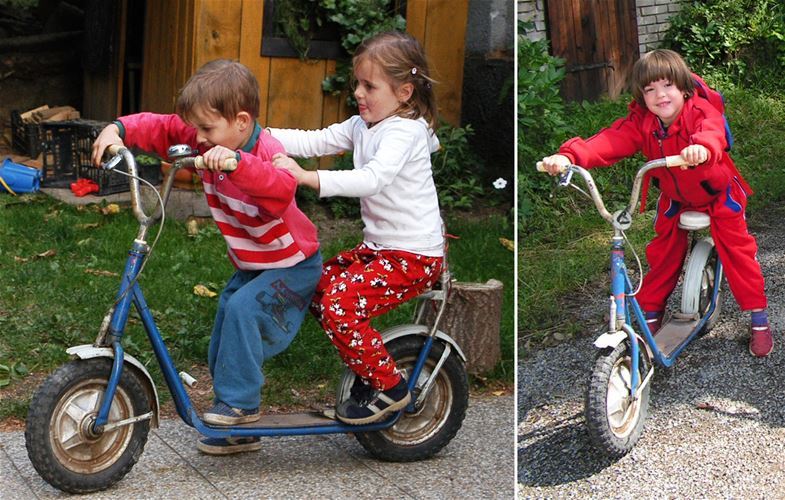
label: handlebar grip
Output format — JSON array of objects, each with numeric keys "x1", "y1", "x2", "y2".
[
  {"x1": 194, "y1": 156, "x2": 238, "y2": 171},
  {"x1": 107, "y1": 144, "x2": 124, "y2": 156},
  {"x1": 536, "y1": 161, "x2": 567, "y2": 174},
  {"x1": 665, "y1": 155, "x2": 690, "y2": 168}
]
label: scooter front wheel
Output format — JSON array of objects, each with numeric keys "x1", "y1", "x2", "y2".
[
  {"x1": 585, "y1": 342, "x2": 650, "y2": 458},
  {"x1": 353, "y1": 337, "x2": 469, "y2": 461},
  {"x1": 25, "y1": 358, "x2": 151, "y2": 494}
]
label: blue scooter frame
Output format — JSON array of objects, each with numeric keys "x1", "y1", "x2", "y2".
[
  {"x1": 538, "y1": 155, "x2": 724, "y2": 458},
  {"x1": 25, "y1": 146, "x2": 470, "y2": 494}
]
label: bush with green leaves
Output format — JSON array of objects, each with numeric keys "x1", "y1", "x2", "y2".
[
  {"x1": 518, "y1": 21, "x2": 570, "y2": 232},
  {"x1": 663, "y1": 0, "x2": 785, "y2": 92},
  {"x1": 430, "y1": 122, "x2": 489, "y2": 210}
]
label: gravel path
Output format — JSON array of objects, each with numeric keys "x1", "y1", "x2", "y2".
[{"x1": 518, "y1": 211, "x2": 785, "y2": 498}]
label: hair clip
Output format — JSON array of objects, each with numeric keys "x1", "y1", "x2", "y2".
[{"x1": 411, "y1": 67, "x2": 418, "y2": 75}]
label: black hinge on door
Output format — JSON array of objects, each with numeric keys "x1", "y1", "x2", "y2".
[{"x1": 566, "y1": 61, "x2": 614, "y2": 73}]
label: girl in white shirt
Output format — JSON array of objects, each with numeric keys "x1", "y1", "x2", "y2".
[{"x1": 271, "y1": 31, "x2": 443, "y2": 425}]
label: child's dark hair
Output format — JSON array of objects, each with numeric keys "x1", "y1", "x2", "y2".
[
  {"x1": 353, "y1": 31, "x2": 438, "y2": 130},
  {"x1": 176, "y1": 59, "x2": 260, "y2": 123},
  {"x1": 631, "y1": 49, "x2": 695, "y2": 107}
]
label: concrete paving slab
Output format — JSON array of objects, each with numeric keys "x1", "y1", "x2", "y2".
[
  {"x1": 1, "y1": 394, "x2": 514, "y2": 499},
  {"x1": 330, "y1": 394, "x2": 516, "y2": 499},
  {"x1": 2, "y1": 426, "x2": 217, "y2": 499},
  {"x1": 0, "y1": 441, "x2": 36, "y2": 498},
  {"x1": 156, "y1": 423, "x2": 411, "y2": 498},
  {"x1": 41, "y1": 185, "x2": 210, "y2": 221}
]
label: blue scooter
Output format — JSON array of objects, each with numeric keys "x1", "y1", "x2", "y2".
[
  {"x1": 25, "y1": 145, "x2": 470, "y2": 493},
  {"x1": 538, "y1": 156, "x2": 723, "y2": 457}
]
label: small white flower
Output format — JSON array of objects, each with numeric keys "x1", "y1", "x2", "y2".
[{"x1": 493, "y1": 177, "x2": 508, "y2": 189}]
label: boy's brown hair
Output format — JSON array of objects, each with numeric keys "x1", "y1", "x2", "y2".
[
  {"x1": 630, "y1": 49, "x2": 695, "y2": 107},
  {"x1": 175, "y1": 59, "x2": 260, "y2": 123},
  {"x1": 353, "y1": 31, "x2": 438, "y2": 130}
]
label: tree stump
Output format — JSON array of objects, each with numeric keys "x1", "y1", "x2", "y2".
[{"x1": 425, "y1": 279, "x2": 503, "y2": 375}]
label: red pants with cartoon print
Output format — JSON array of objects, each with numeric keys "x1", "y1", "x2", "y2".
[
  {"x1": 637, "y1": 178, "x2": 767, "y2": 312},
  {"x1": 311, "y1": 243, "x2": 442, "y2": 391}
]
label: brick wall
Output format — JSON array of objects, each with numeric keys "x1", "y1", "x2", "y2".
[
  {"x1": 636, "y1": 0, "x2": 682, "y2": 54},
  {"x1": 517, "y1": 0, "x2": 546, "y2": 41}
]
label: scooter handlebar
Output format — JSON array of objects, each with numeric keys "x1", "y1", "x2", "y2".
[
  {"x1": 535, "y1": 161, "x2": 567, "y2": 174},
  {"x1": 665, "y1": 155, "x2": 690, "y2": 168},
  {"x1": 192, "y1": 156, "x2": 237, "y2": 171}
]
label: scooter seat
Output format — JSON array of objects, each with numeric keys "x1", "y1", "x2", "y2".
[{"x1": 678, "y1": 211, "x2": 710, "y2": 231}]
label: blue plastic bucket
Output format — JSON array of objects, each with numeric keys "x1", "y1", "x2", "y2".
[{"x1": 0, "y1": 158, "x2": 42, "y2": 194}]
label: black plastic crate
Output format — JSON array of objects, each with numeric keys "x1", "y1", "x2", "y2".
[
  {"x1": 41, "y1": 119, "x2": 110, "y2": 188},
  {"x1": 10, "y1": 110, "x2": 43, "y2": 157},
  {"x1": 41, "y1": 122, "x2": 79, "y2": 187},
  {"x1": 77, "y1": 162, "x2": 162, "y2": 196}
]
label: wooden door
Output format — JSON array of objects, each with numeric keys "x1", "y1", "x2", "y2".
[{"x1": 546, "y1": 0, "x2": 639, "y2": 102}]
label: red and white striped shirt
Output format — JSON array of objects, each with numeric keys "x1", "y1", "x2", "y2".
[{"x1": 118, "y1": 113, "x2": 319, "y2": 270}]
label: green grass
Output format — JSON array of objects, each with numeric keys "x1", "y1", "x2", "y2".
[
  {"x1": 521, "y1": 88, "x2": 785, "y2": 359},
  {"x1": 0, "y1": 195, "x2": 513, "y2": 414}
]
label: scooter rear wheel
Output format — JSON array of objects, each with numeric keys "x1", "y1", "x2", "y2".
[
  {"x1": 352, "y1": 337, "x2": 469, "y2": 462},
  {"x1": 585, "y1": 342, "x2": 650, "y2": 458},
  {"x1": 681, "y1": 239, "x2": 722, "y2": 336},
  {"x1": 25, "y1": 358, "x2": 151, "y2": 494}
]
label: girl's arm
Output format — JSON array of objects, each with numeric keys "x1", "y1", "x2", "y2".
[
  {"x1": 271, "y1": 153, "x2": 320, "y2": 191},
  {"x1": 268, "y1": 118, "x2": 356, "y2": 158},
  {"x1": 318, "y1": 120, "x2": 425, "y2": 198}
]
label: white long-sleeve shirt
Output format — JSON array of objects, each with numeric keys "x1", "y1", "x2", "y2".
[{"x1": 270, "y1": 115, "x2": 443, "y2": 256}]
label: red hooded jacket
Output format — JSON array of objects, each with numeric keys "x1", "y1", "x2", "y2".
[{"x1": 557, "y1": 96, "x2": 751, "y2": 211}]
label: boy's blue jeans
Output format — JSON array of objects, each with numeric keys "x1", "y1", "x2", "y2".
[{"x1": 207, "y1": 250, "x2": 322, "y2": 409}]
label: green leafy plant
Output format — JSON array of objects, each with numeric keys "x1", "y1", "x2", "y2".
[
  {"x1": 319, "y1": 0, "x2": 406, "y2": 100},
  {"x1": 664, "y1": 0, "x2": 785, "y2": 91},
  {"x1": 517, "y1": 21, "x2": 570, "y2": 232},
  {"x1": 431, "y1": 122, "x2": 486, "y2": 210},
  {"x1": 271, "y1": 0, "x2": 405, "y2": 102}
]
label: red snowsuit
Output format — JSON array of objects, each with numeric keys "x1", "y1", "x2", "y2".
[{"x1": 558, "y1": 97, "x2": 767, "y2": 312}]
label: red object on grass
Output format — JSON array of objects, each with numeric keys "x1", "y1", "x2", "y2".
[{"x1": 70, "y1": 178, "x2": 100, "y2": 197}]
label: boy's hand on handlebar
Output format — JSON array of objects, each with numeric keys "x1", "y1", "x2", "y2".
[
  {"x1": 91, "y1": 124, "x2": 124, "y2": 167},
  {"x1": 679, "y1": 145, "x2": 709, "y2": 169},
  {"x1": 201, "y1": 145, "x2": 237, "y2": 171},
  {"x1": 539, "y1": 154, "x2": 571, "y2": 175}
]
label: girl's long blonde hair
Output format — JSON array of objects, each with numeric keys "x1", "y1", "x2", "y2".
[{"x1": 353, "y1": 31, "x2": 438, "y2": 130}]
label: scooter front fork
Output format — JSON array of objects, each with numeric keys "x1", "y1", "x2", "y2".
[{"x1": 93, "y1": 341, "x2": 125, "y2": 430}]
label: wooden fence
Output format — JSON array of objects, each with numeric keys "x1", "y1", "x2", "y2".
[{"x1": 132, "y1": 0, "x2": 468, "y2": 130}]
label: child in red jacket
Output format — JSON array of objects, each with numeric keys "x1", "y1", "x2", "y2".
[{"x1": 540, "y1": 49, "x2": 772, "y2": 357}]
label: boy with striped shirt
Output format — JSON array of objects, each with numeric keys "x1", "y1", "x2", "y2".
[{"x1": 91, "y1": 59, "x2": 322, "y2": 455}]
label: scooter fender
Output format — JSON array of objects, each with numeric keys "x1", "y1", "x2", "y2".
[
  {"x1": 66, "y1": 344, "x2": 160, "y2": 428},
  {"x1": 335, "y1": 324, "x2": 466, "y2": 403},
  {"x1": 593, "y1": 331, "x2": 628, "y2": 349},
  {"x1": 593, "y1": 329, "x2": 652, "y2": 355}
]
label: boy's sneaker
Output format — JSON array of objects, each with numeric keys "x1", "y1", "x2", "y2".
[
  {"x1": 203, "y1": 401, "x2": 260, "y2": 426},
  {"x1": 197, "y1": 436, "x2": 261, "y2": 455},
  {"x1": 749, "y1": 324, "x2": 773, "y2": 357},
  {"x1": 336, "y1": 378, "x2": 411, "y2": 425}
]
